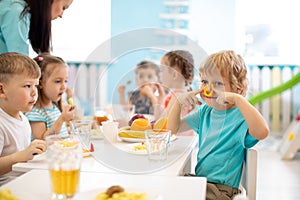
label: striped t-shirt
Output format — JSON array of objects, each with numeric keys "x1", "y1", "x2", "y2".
[{"x1": 25, "y1": 104, "x2": 68, "y2": 138}]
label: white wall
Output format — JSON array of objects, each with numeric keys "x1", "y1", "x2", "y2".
[
  {"x1": 189, "y1": 0, "x2": 237, "y2": 55},
  {"x1": 51, "y1": 0, "x2": 111, "y2": 62}
]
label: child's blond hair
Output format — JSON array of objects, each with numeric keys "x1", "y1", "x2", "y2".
[
  {"x1": 199, "y1": 50, "x2": 248, "y2": 96},
  {"x1": 0, "y1": 52, "x2": 41, "y2": 84}
]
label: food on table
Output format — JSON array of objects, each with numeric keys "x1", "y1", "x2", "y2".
[
  {"x1": 130, "y1": 118, "x2": 151, "y2": 131},
  {"x1": 106, "y1": 185, "x2": 124, "y2": 198},
  {"x1": 153, "y1": 117, "x2": 168, "y2": 130},
  {"x1": 93, "y1": 185, "x2": 147, "y2": 200},
  {"x1": 56, "y1": 138, "x2": 78, "y2": 147},
  {"x1": 128, "y1": 114, "x2": 146, "y2": 126},
  {"x1": 0, "y1": 189, "x2": 19, "y2": 200},
  {"x1": 133, "y1": 142, "x2": 146, "y2": 151},
  {"x1": 118, "y1": 127, "x2": 145, "y2": 139}
]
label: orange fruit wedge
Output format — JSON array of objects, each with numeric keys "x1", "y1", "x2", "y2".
[
  {"x1": 153, "y1": 117, "x2": 168, "y2": 130},
  {"x1": 130, "y1": 118, "x2": 151, "y2": 131}
]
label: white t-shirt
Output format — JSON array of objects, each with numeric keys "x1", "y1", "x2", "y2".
[{"x1": 0, "y1": 108, "x2": 31, "y2": 185}]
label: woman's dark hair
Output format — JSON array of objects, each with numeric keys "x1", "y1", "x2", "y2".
[{"x1": 22, "y1": 0, "x2": 53, "y2": 53}]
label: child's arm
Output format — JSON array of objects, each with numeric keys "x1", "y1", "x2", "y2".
[
  {"x1": 167, "y1": 90, "x2": 201, "y2": 134},
  {"x1": 217, "y1": 92, "x2": 269, "y2": 140},
  {"x1": 0, "y1": 139, "x2": 46, "y2": 175},
  {"x1": 118, "y1": 85, "x2": 127, "y2": 105},
  {"x1": 140, "y1": 84, "x2": 158, "y2": 106},
  {"x1": 153, "y1": 83, "x2": 166, "y2": 119},
  {"x1": 31, "y1": 104, "x2": 75, "y2": 139}
]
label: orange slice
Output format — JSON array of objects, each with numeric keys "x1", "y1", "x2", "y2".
[
  {"x1": 130, "y1": 118, "x2": 151, "y2": 131},
  {"x1": 153, "y1": 117, "x2": 168, "y2": 130}
]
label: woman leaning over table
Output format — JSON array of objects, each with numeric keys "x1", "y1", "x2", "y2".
[{"x1": 0, "y1": 0, "x2": 73, "y2": 55}]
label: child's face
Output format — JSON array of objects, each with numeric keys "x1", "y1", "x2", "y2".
[
  {"x1": 160, "y1": 58, "x2": 183, "y2": 88},
  {"x1": 0, "y1": 74, "x2": 39, "y2": 116},
  {"x1": 199, "y1": 73, "x2": 232, "y2": 110},
  {"x1": 40, "y1": 64, "x2": 69, "y2": 103},
  {"x1": 136, "y1": 68, "x2": 158, "y2": 87}
]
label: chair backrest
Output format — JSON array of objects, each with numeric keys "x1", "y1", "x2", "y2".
[{"x1": 240, "y1": 148, "x2": 257, "y2": 200}]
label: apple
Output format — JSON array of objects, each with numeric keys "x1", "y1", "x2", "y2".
[
  {"x1": 150, "y1": 120, "x2": 157, "y2": 128},
  {"x1": 128, "y1": 114, "x2": 146, "y2": 126}
]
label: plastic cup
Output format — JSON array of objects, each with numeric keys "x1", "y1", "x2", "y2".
[
  {"x1": 102, "y1": 121, "x2": 119, "y2": 143},
  {"x1": 145, "y1": 129, "x2": 171, "y2": 161}
]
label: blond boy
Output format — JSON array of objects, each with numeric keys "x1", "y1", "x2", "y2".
[
  {"x1": 167, "y1": 50, "x2": 269, "y2": 199},
  {"x1": 0, "y1": 52, "x2": 46, "y2": 185}
]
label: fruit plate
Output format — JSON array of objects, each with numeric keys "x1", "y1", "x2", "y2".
[
  {"x1": 118, "y1": 126, "x2": 146, "y2": 142},
  {"x1": 118, "y1": 136, "x2": 145, "y2": 143}
]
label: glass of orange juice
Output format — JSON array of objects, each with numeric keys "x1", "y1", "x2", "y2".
[
  {"x1": 93, "y1": 107, "x2": 109, "y2": 126},
  {"x1": 46, "y1": 135, "x2": 82, "y2": 200}
]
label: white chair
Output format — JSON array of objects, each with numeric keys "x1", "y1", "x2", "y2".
[{"x1": 239, "y1": 148, "x2": 258, "y2": 200}]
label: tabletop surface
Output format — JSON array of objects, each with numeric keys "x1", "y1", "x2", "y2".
[
  {"x1": 2, "y1": 169, "x2": 207, "y2": 200},
  {"x1": 13, "y1": 135, "x2": 198, "y2": 176}
]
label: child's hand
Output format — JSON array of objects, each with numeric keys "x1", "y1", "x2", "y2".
[
  {"x1": 140, "y1": 83, "x2": 156, "y2": 97},
  {"x1": 215, "y1": 91, "x2": 239, "y2": 105},
  {"x1": 20, "y1": 139, "x2": 46, "y2": 161},
  {"x1": 118, "y1": 85, "x2": 126, "y2": 94},
  {"x1": 176, "y1": 89, "x2": 202, "y2": 106},
  {"x1": 61, "y1": 104, "x2": 75, "y2": 122},
  {"x1": 153, "y1": 83, "x2": 165, "y2": 104}
]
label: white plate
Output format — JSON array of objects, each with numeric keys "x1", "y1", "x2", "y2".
[
  {"x1": 118, "y1": 136, "x2": 145, "y2": 143},
  {"x1": 123, "y1": 143, "x2": 147, "y2": 155},
  {"x1": 74, "y1": 187, "x2": 160, "y2": 200}
]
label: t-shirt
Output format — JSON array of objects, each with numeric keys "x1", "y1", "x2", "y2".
[
  {"x1": 0, "y1": 108, "x2": 31, "y2": 185},
  {"x1": 184, "y1": 104, "x2": 258, "y2": 188},
  {"x1": 25, "y1": 104, "x2": 69, "y2": 138},
  {"x1": 0, "y1": 0, "x2": 30, "y2": 54},
  {"x1": 129, "y1": 90, "x2": 153, "y2": 114}
]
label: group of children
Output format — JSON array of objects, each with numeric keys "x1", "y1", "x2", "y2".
[
  {"x1": 0, "y1": 52, "x2": 74, "y2": 184},
  {"x1": 118, "y1": 50, "x2": 269, "y2": 199},
  {"x1": 0, "y1": 50, "x2": 269, "y2": 200}
]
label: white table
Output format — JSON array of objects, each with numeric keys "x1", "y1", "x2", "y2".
[
  {"x1": 13, "y1": 135, "x2": 198, "y2": 176},
  {"x1": 2, "y1": 169, "x2": 206, "y2": 200}
]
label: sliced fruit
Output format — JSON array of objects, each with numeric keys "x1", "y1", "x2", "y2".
[
  {"x1": 118, "y1": 127, "x2": 145, "y2": 138},
  {"x1": 153, "y1": 117, "x2": 168, "y2": 130},
  {"x1": 130, "y1": 118, "x2": 151, "y2": 131},
  {"x1": 128, "y1": 114, "x2": 146, "y2": 126},
  {"x1": 203, "y1": 84, "x2": 214, "y2": 97}
]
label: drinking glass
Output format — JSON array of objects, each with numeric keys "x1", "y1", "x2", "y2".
[
  {"x1": 145, "y1": 129, "x2": 171, "y2": 161},
  {"x1": 71, "y1": 119, "x2": 92, "y2": 152},
  {"x1": 93, "y1": 107, "x2": 109, "y2": 126},
  {"x1": 46, "y1": 135, "x2": 82, "y2": 200}
]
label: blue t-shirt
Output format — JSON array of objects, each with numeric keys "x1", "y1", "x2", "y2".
[
  {"x1": 25, "y1": 104, "x2": 69, "y2": 138},
  {"x1": 0, "y1": 0, "x2": 30, "y2": 54},
  {"x1": 184, "y1": 104, "x2": 258, "y2": 188}
]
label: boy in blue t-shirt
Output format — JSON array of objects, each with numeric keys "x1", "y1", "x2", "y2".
[{"x1": 167, "y1": 50, "x2": 269, "y2": 200}]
